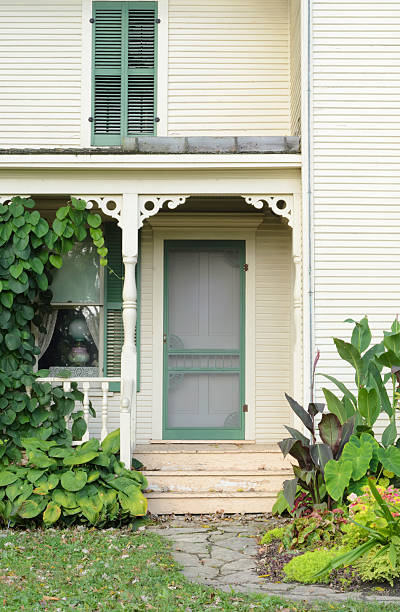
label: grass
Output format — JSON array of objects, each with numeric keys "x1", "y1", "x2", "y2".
[{"x1": 0, "y1": 526, "x2": 399, "y2": 611}]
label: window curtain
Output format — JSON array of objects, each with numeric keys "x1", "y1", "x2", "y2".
[
  {"x1": 82, "y1": 306, "x2": 100, "y2": 350},
  {"x1": 36, "y1": 310, "x2": 58, "y2": 360}
]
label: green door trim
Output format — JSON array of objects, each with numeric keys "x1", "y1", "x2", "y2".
[{"x1": 162, "y1": 240, "x2": 246, "y2": 440}]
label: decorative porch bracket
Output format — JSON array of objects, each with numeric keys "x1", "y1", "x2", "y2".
[
  {"x1": 72, "y1": 195, "x2": 123, "y2": 228},
  {"x1": 138, "y1": 195, "x2": 190, "y2": 228},
  {"x1": 241, "y1": 195, "x2": 293, "y2": 228},
  {"x1": 243, "y1": 192, "x2": 303, "y2": 420},
  {"x1": 0, "y1": 195, "x2": 31, "y2": 205}
]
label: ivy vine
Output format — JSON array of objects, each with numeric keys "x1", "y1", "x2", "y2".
[{"x1": 0, "y1": 196, "x2": 107, "y2": 464}]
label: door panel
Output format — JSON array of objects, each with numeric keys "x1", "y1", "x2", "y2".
[{"x1": 163, "y1": 241, "x2": 245, "y2": 440}]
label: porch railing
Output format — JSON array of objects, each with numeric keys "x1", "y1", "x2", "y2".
[{"x1": 35, "y1": 377, "x2": 121, "y2": 446}]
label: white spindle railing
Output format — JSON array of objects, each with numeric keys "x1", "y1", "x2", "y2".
[{"x1": 35, "y1": 377, "x2": 121, "y2": 445}]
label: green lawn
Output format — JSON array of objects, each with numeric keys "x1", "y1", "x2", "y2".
[{"x1": 0, "y1": 526, "x2": 399, "y2": 611}]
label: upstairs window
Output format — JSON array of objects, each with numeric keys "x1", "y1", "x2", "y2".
[{"x1": 92, "y1": 1, "x2": 158, "y2": 146}]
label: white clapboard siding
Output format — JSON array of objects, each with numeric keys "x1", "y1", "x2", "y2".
[
  {"x1": 0, "y1": 0, "x2": 82, "y2": 147},
  {"x1": 290, "y1": 0, "x2": 301, "y2": 135},
  {"x1": 136, "y1": 225, "x2": 154, "y2": 444},
  {"x1": 168, "y1": 0, "x2": 291, "y2": 136},
  {"x1": 255, "y1": 215, "x2": 292, "y2": 443},
  {"x1": 312, "y1": 1, "x2": 400, "y2": 437}
]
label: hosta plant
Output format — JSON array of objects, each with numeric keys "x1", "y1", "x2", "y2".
[{"x1": 0, "y1": 429, "x2": 148, "y2": 527}]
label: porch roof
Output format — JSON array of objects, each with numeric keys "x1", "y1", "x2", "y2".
[{"x1": 0, "y1": 136, "x2": 300, "y2": 156}]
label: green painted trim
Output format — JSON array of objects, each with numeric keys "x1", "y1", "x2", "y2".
[
  {"x1": 92, "y1": 1, "x2": 157, "y2": 146},
  {"x1": 163, "y1": 240, "x2": 246, "y2": 440}
]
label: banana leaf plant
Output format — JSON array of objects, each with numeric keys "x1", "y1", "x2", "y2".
[
  {"x1": 319, "y1": 316, "x2": 400, "y2": 447},
  {"x1": 279, "y1": 393, "x2": 355, "y2": 509}
]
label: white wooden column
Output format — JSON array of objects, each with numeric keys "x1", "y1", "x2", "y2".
[
  {"x1": 292, "y1": 193, "x2": 303, "y2": 409},
  {"x1": 119, "y1": 193, "x2": 139, "y2": 466}
]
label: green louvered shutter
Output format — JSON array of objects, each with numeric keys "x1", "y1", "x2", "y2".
[
  {"x1": 104, "y1": 223, "x2": 141, "y2": 392},
  {"x1": 127, "y1": 4, "x2": 157, "y2": 135},
  {"x1": 104, "y1": 223, "x2": 123, "y2": 390},
  {"x1": 92, "y1": 2, "x2": 157, "y2": 146}
]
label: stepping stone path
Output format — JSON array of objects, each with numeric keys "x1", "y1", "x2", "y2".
[{"x1": 149, "y1": 515, "x2": 400, "y2": 604}]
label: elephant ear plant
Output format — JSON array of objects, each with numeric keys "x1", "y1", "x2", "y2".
[{"x1": 279, "y1": 393, "x2": 355, "y2": 510}]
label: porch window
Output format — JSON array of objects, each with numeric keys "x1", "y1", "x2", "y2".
[
  {"x1": 92, "y1": 1, "x2": 158, "y2": 146},
  {"x1": 38, "y1": 223, "x2": 125, "y2": 390}
]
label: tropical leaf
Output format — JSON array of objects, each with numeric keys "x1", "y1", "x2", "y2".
[
  {"x1": 383, "y1": 330, "x2": 400, "y2": 357},
  {"x1": 341, "y1": 434, "x2": 373, "y2": 480},
  {"x1": 284, "y1": 394, "x2": 314, "y2": 433},
  {"x1": 346, "y1": 316, "x2": 372, "y2": 354},
  {"x1": 284, "y1": 426, "x2": 310, "y2": 446},
  {"x1": 382, "y1": 419, "x2": 397, "y2": 448},
  {"x1": 358, "y1": 387, "x2": 380, "y2": 427},
  {"x1": 309, "y1": 444, "x2": 333, "y2": 473},
  {"x1": 282, "y1": 478, "x2": 298, "y2": 508},
  {"x1": 368, "y1": 361, "x2": 392, "y2": 416},
  {"x1": 313, "y1": 539, "x2": 377, "y2": 579},
  {"x1": 333, "y1": 338, "x2": 365, "y2": 386},
  {"x1": 324, "y1": 459, "x2": 353, "y2": 501},
  {"x1": 377, "y1": 446, "x2": 400, "y2": 477},
  {"x1": 318, "y1": 373, "x2": 356, "y2": 407},
  {"x1": 318, "y1": 413, "x2": 342, "y2": 453},
  {"x1": 322, "y1": 388, "x2": 350, "y2": 425},
  {"x1": 286, "y1": 441, "x2": 313, "y2": 470}
]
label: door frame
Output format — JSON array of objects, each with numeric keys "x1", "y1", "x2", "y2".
[
  {"x1": 163, "y1": 239, "x2": 246, "y2": 440},
  {"x1": 150, "y1": 213, "x2": 263, "y2": 441}
]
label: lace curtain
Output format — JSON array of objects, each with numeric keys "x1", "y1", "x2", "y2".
[
  {"x1": 35, "y1": 310, "x2": 58, "y2": 360},
  {"x1": 82, "y1": 306, "x2": 100, "y2": 350}
]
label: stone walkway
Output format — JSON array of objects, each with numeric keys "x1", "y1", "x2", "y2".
[{"x1": 149, "y1": 516, "x2": 400, "y2": 605}]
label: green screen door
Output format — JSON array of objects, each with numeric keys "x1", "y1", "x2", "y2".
[{"x1": 163, "y1": 241, "x2": 245, "y2": 440}]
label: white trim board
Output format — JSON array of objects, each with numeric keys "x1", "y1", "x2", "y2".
[{"x1": 150, "y1": 214, "x2": 261, "y2": 441}]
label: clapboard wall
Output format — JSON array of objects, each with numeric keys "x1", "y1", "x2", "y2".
[{"x1": 311, "y1": 0, "x2": 400, "y2": 435}]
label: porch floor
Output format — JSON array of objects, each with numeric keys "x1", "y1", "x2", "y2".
[{"x1": 135, "y1": 443, "x2": 292, "y2": 515}]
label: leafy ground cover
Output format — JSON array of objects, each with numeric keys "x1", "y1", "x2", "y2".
[{"x1": 0, "y1": 526, "x2": 399, "y2": 611}]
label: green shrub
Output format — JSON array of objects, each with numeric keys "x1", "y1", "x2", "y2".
[
  {"x1": 283, "y1": 549, "x2": 344, "y2": 584},
  {"x1": 260, "y1": 526, "x2": 285, "y2": 546},
  {"x1": 0, "y1": 429, "x2": 148, "y2": 527},
  {"x1": 261, "y1": 510, "x2": 347, "y2": 552},
  {"x1": 355, "y1": 545, "x2": 400, "y2": 586},
  {"x1": 342, "y1": 481, "x2": 400, "y2": 549}
]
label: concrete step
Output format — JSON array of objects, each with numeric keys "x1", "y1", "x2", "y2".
[
  {"x1": 135, "y1": 443, "x2": 292, "y2": 472},
  {"x1": 146, "y1": 491, "x2": 278, "y2": 514},
  {"x1": 144, "y1": 470, "x2": 291, "y2": 494}
]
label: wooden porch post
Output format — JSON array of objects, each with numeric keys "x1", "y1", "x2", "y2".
[
  {"x1": 292, "y1": 193, "x2": 303, "y2": 407},
  {"x1": 120, "y1": 193, "x2": 139, "y2": 467}
]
